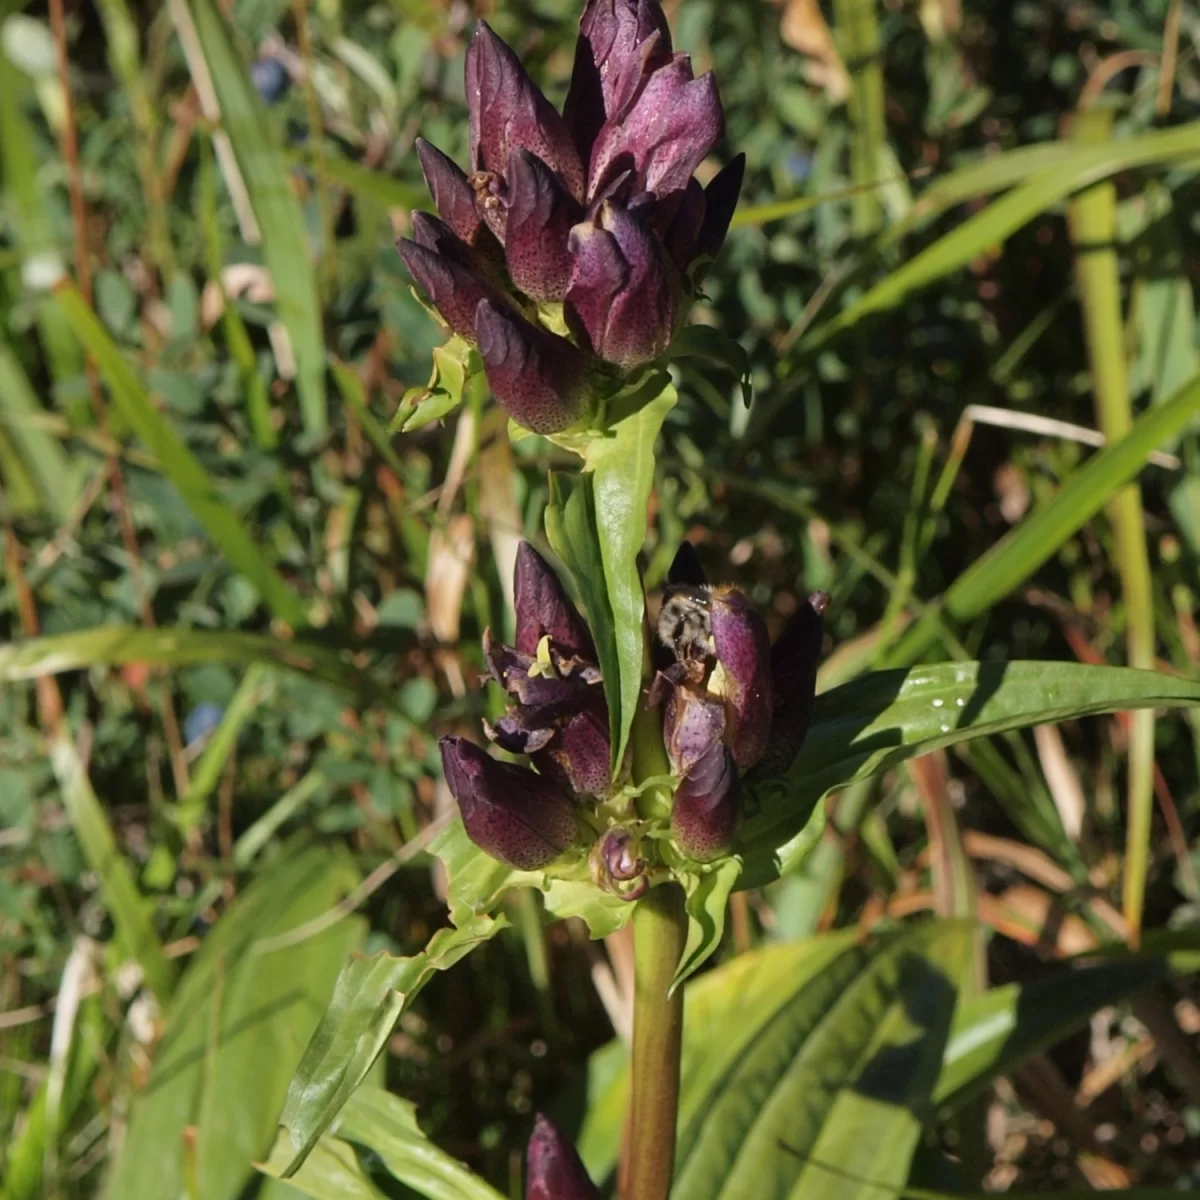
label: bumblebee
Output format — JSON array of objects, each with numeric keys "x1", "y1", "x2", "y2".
[{"x1": 656, "y1": 583, "x2": 713, "y2": 662}]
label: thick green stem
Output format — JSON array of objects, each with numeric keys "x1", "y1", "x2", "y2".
[
  {"x1": 622, "y1": 695, "x2": 685, "y2": 1199},
  {"x1": 626, "y1": 884, "x2": 685, "y2": 1200}
]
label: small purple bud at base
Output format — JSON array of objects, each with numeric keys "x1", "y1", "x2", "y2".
[{"x1": 526, "y1": 1114, "x2": 601, "y2": 1200}]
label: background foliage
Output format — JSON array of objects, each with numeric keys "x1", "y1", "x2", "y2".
[{"x1": 3, "y1": 0, "x2": 1200, "y2": 1196}]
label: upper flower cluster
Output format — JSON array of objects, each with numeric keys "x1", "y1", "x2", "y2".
[{"x1": 399, "y1": 0, "x2": 744, "y2": 434}]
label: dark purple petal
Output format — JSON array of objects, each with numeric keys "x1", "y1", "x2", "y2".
[
  {"x1": 475, "y1": 299, "x2": 593, "y2": 434},
  {"x1": 526, "y1": 1114, "x2": 601, "y2": 1200},
  {"x1": 755, "y1": 591, "x2": 827, "y2": 779},
  {"x1": 710, "y1": 587, "x2": 772, "y2": 770},
  {"x1": 659, "y1": 180, "x2": 707, "y2": 270},
  {"x1": 566, "y1": 201, "x2": 676, "y2": 369},
  {"x1": 504, "y1": 150, "x2": 584, "y2": 302},
  {"x1": 588, "y1": 55, "x2": 723, "y2": 199},
  {"x1": 663, "y1": 684, "x2": 725, "y2": 778},
  {"x1": 538, "y1": 702, "x2": 611, "y2": 795},
  {"x1": 514, "y1": 541, "x2": 596, "y2": 660},
  {"x1": 482, "y1": 631, "x2": 593, "y2": 712},
  {"x1": 694, "y1": 153, "x2": 746, "y2": 271},
  {"x1": 416, "y1": 138, "x2": 483, "y2": 246},
  {"x1": 466, "y1": 23, "x2": 586, "y2": 202},
  {"x1": 671, "y1": 742, "x2": 740, "y2": 861},
  {"x1": 441, "y1": 737, "x2": 577, "y2": 870},
  {"x1": 564, "y1": 0, "x2": 672, "y2": 161},
  {"x1": 396, "y1": 234, "x2": 498, "y2": 342}
]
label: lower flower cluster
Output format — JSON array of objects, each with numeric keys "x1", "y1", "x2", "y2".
[{"x1": 439, "y1": 541, "x2": 826, "y2": 891}]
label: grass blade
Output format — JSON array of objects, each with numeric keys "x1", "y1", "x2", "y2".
[
  {"x1": 0, "y1": 337, "x2": 76, "y2": 521},
  {"x1": 800, "y1": 119, "x2": 1200, "y2": 353},
  {"x1": 834, "y1": 0, "x2": 885, "y2": 238},
  {"x1": 888, "y1": 369, "x2": 1200, "y2": 663},
  {"x1": 0, "y1": 626, "x2": 383, "y2": 701},
  {"x1": 1067, "y1": 108, "x2": 1155, "y2": 946},
  {"x1": 49, "y1": 733, "x2": 174, "y2": 999},
  {"x1": 53, "y1": 283, "x2": 309, "y2": 629},
  {"x1": 184, "y1": 0, "x2": 327, "y2": 437}
]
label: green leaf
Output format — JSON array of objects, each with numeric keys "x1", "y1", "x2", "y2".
[
  {"x1": 389, "y1": 338, "x2": 474, "y2": 434},
  {"x1": 53, "y1": 285, "x2": 310, "y2": 628},
  {"x1": 584, "y1": 381, "x2": 678, "y2": 771},
  {"x1": 260, "y1": 1087, "x2": 507, "y2": 1200},
  {"x1": 738, "y1": 662, "x2": 1200, "y2": 889},
  {"x1": 890, "y1": 369, "x2": 1200, "y2": 663},
  {"x1": 673, "y1": 857, "x2": 744, "y2": 992},
  {"x1": 666, "y1": 327, "x2": 752, "y2": 406},
  {"x1": 186, "y1": 0, "x2": 327, "y2": 436},
  {"x1": 0, "y1": 626, "x2": 382, "y2": 702},
  {"x1": 803, "y1": 119, "x2": 1200, "y2": 353},
  {"x1": 278, "y1": 914, "x2": 505, "y2": 1175},
  {"x1": 430, "y1": 817, "x2": 632, "y2": 938},
  {"x1": 0, "y1": 338, "x2": 77, "y2": 520},
  {"x1": 581, "y1": 923, "x2": 971, "y2": 1198},
  {"x1": 545, "y1": 473, "x2": 623, "y2": 771},
  {"x1": 49, "y1": 734, "x2": 174, "y2": 1000},
  {"x1": 934, "y1": 955, "x2": 1183, "y2": 1113},
  {"x1": 289, "y1": 151, "x2": 424, "y2": 212},
  {"x1": 105, "y1": 846, "x2": 363, "y2": 1200}
]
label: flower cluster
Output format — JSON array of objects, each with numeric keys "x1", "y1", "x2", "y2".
[
  {"x1": 399, "y1": 0, "x2": 744, "y2": 434},
  {"x1": 439, "y1": 543, "x2": 611, "y2": 871},
  {"x1": 440, "y1": 540, "x2": 827, "y2": 878},
  {"x1": 651, "y1": 543, "x2": 828, "y2": 860}
]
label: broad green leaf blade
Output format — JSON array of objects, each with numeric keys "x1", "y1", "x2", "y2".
[
  {"x1": 673, "y1": 857, "x2": 743, "y2": 992},
  {"x1": 260, "y1": 1087, "x2": 507, "y2": 1200},
  {"x1": 0, "y1": 626, "x2": 381, "y2": 701},
  {"x1": 581, "y1": 923, "x2": 971, "y2": 1198},
  {"x1": 49, "y1": 734, "x2": 173, "y2": 999},
  {"x1": 545, "y1": 473, "x2": 623, "y2": 770},
  {"x1": 187, "y1": 0, "x2": 327, "y2": 436},
  {"x1": 738, "y1": 662, "x2": 1200, "y2": 889},
  {"x1": 106, "y1": 846, "x2": 363, "y2": 1200},
  {"x1": 53, "y1": 285, "x2": 310, "y2": 628},
  {"x1": 584, "y1": 382, "x2": 678, "y2": 770},
  {"x1": 278, "y1": 914, "x2": 505, "y2": 1174},
  {"x1": 934, "y1": 955, "x2": 1181, "y2": 1113},
  {"x1": 0, "y1": 339, "x2": 77, "y2": 520},
  {"x1": 890, "y1": 369, "x2": 1200, "y2": 663},
  {"x1": 678, "y1": 922, "x2": 970, "y2": 1200}
]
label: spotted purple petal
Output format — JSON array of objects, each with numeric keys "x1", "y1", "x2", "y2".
[
  {"x1": 441, "y1": 736, "x2": 577, "y2": 870},
  {"x1": 416, "y1": 138, "x2": 484, "y2": 246},
  {"x1": 475, "y1": 299, "x2": 593, "y2": 434},
  {"x1": 396, "y1": 228, "x2": 501, "y2": 342},
  {"x1": 710, "y1": 586, "x2": 772, "y2": 770},
  {"x1": 671, "y1": 741, "x2": 740, "y2": 861},
  {"x1": 694, "y1": 152, "x2": 746, "y2": 273},
  {"x1": 566, "y1": 201, "x2": 676, "y2": 369},
  {"x1": 504, "y1": 149, "x2": 585, "y2": 302},
  {"x1": 514, "y1": 542, "x2": 596, "y2": 660},
  {"x1": 564, "y1": 0, "x2": 672, "y2": 161},
  {"x1": 466, "y1": 23, "x2": 586, "y2": 202},
  {"x1": 588, "y1": 55, "x2": 723, "y2": 200}
]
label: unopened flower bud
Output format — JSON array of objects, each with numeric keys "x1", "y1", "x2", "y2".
[{"x1": 526, "y1": 1114, "x2": 601, "y2": 1200}]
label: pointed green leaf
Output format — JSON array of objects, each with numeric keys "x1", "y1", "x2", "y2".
[{"x1": 278, "y1": 915, "x2": 505, "y2": 1175}]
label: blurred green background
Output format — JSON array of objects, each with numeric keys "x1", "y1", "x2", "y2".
[{"x1": 3, "y1": 0, "x2": 1200, "y2": 1196}]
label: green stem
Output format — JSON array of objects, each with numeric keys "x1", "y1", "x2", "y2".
[
  {"x1": 623, "y1": 695, "x2": 685, "y2": 1199},
  {"x1": 627, "y1": 883, "x2": 685, "y2": 1200}
]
